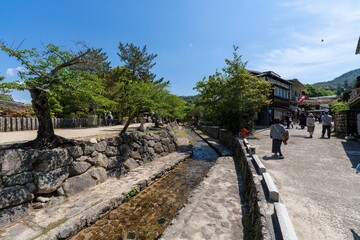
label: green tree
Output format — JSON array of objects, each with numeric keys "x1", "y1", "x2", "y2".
[
  {"x1": 116, "y1": 42, "x2": 169, "y2": 134},
  {"x1": 344, "y1": 79, "x2": 349, "y2": 91},
  {"x1": 305, "y1": 84, "x2": 336, "y2": 97},
  {"x1": 195, "y1": 46, "x2": 272, "y2": 133},
  {"x1": 0, "y1": 42, "x2": 109, "y2": 148},
  {"x1": 0, "y1": 75, "x2": 14, "y2": 102},
  {"x1": 336, "y1": 83, "x2": 342, "y2": 96}
]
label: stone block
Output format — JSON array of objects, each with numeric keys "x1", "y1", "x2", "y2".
[
  {"x1": 107, "y1": 137, "x2": 122, "y2": 146},
  {"x1": 0, "y1": 186, "x2": 34, "y2": 209},
  {"x1": 3, "y1": 171, "x2": 33, "y2": 186},
  {"x1": 274, "y1": 203, "x2": 298, "y2": 240},
  {"x1": 252, "y1": 155, "x2": 266, "y2": 174},
  {"x1": 87, "y1": 167, "x2": 107, "y2": 184},
  {"x1": 105, "y1": 146, "x2": 120, "y2": 157},
  {"x1": 69, "y1": 162, "x2": 92, "y2": 177},
  {"x1": 130, "y1": 151, "x2": 142, "y2": 160},
  {"x1": 123, "y1": 158, "x2": 140, "y2": 171},
  {"x1": 4, "y1": 117, "x2": 10, "y2": 132},
  {"x1": 81, "y1": 143, "x2": 95, "y2": 155},
  {"x1": 0, "y1": 117, "x2": 4, "y2": 132},
  {"x1": 108, "y1": 156, "x2": 125, "y2": 169},
  {"x1": 168, "y1": 143, "x2": 176, "y2": 152},
  {"x1": 33, "y1": 148, "x2": 72, "y2": 172},
  {"x1": 154, "y1": 142, "x2": 164, "y2": 154},
  {"x1": 16, "y1": 117, "x2": 21, "y2": 131},
  {"x1": 94, "y1": 153, "x2": 109, "y2": 168},
  {"x1": 262, "y1": 172, "x2": 279, "y2": 202},
  {"x1": 94, "y1": 141, "x2": 107, "y2": 152},
  {"x1": 11, "y1": 118, "x2": 16, "y2": 131},
  {"x1": 119, "y1": 144, "x2": 131, "y2": 158},
  {"x1": 159, "y1": 130, "x2": 168, "y2": 138},
  {"x1": 34, "y1": 166, "x2": 69, "y2": 194},
  {"x1": 148, "y1": 140, "x2": 156, "y2": 147},
  {"x1": 0, "y1": 149, "x2": 35, "y2": 176},
  {"x1": 63, "y1": 172, "x2": 96, "y2": 196},
  {"x1": 68, "y1": 146, "x2": 83, "y2": 158},
  {"x1": 0, "y1": 203, "x2": 30, "y2": 228},
  {"x1": 161, "y1": 137, "x2": 171, "y2": 146}
]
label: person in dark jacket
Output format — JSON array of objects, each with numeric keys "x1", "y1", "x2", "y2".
[
  {"x1": 270, "y1": 118, "x2": 286, "y2": 159},
  {"x1": 299, "y1": 112, "x2": 307, "y2": 129}
]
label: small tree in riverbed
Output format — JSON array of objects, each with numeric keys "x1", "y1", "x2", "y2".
[{"x1": 0, "y1": 41, "x2": 109, "y2": 148}]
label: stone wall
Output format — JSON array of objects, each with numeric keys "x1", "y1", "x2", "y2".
[
  {"x1": 197, "y1": 125, "x2": 221, "y2": 139},
  {"x1": 334, "y1": 111, "x2": 359, "y2": 137},
  {"x1": 0, "y1": 128, "x2": 177, "y2": 227}
]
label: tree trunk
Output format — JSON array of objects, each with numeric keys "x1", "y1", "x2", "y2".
[
  {"x1": 28, "y1": 88, "x2": 69, "y2": 148},
  {"x1": 121, "y1": 111, "x2": 137, "y2": 134},
  {"x1": 154, "y1": 114, "x2": 160, "y2": 128}
]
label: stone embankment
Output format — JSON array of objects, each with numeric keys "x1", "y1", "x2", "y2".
[{"x1": 0, "y1": 126, "x2": 178, "y2": 228}]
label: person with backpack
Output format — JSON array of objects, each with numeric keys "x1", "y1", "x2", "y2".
[
  {"x1": 270, "y1": 118, "x2": 287, "y2": 159},
  {"x1": 106, "y1": 112, "x2": 114, "y2": 126}
]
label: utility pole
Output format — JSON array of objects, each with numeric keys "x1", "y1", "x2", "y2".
[{"x1": 356, "y1": 36, "x2": 360, "y2": 54}]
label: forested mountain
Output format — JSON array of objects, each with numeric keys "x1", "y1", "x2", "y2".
[
  {"x1": 178, "y1": 95, "x2": 198, "y2": 105},
  {"x1": 313, "y1": 68, "x2": 360, "y2": 90}
]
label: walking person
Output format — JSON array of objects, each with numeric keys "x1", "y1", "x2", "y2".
[
  {"x1": 321, "y1": 111, "x2": 332, "y2": 138},
  {"x1": 270, "y1": 118, "x2": 286, "y2": 159},
  {"x1": 106, "y1": 112, "x2": 114, "y2": 126},
  {"x1": 285, "y1": 114, "x2": 292, "y2": 129},
  {"x1": 299, "y1": 112, "x2": 307, "y2": 129},
  {"x1": 306, "y1": 113, "x2": 316, "y2": 138}
]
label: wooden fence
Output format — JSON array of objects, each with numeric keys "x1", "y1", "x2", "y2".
[{"x1": 0, "y1": 117, "x2": 88, "y2": 132}]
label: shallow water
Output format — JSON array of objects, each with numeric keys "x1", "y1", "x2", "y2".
[{"x1": 72, "y1": 131, "x2": 219, "y2": 240}]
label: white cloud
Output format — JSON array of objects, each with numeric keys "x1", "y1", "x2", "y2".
[
  {"x1": 255, "y1": 0, "x2": 360, "y2": 84},
  {"x1": 6, "y1": 67, "x2": 25, "y2": 77}
]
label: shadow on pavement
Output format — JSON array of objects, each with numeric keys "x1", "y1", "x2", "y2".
[
  {"x1": 262, "y1": 155, "x2": 284, "y2": 161},
  {"x1": 351, "y1": 229, "x2": 360, "y2": 240},
  {"x1": 341, "y1": 140, "x2": 360, "y2": 168}
]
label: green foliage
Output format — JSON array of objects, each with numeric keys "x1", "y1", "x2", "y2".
[
  {"x1": 0, "y1": 75, "x2": 15, "y2": 101},
  {"x1": 118, "y1": 42, "x2": 168, "y2": 85},
  {"x1": 125, "y1": 187, "x2": 139, "y2": 202},
  {"x1": 330, "y1": 101, "x2": 350, "y2": 112},
  {"x1": 195, "y1": 46, "x2": 272, "y2": 133},
  {"x1": 305, "y1": 84, "x2": 336, "y2": 97},
  {"x1": 179, "y1": 95, "x2": 198, "y2": 105},
  {"x1": 0, "y1": 42, "x2": 111, "y2": 118}
]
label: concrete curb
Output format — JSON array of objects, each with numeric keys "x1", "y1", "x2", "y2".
[
  {"x1": 193, "y1": 129, "x2": 232, "y2": 156},
  {"x1": 274, "y1": 203, "x2": 298, "y2": 240},
  {"x1": 245, "y1": 138, "x2": 298, "y2": 240},
  {"x1": 0, "y1": 151, "x2": 191, "y2": 240},
  {"x1": 262, "y1": 172, "x2": 279, "y2": 202}
]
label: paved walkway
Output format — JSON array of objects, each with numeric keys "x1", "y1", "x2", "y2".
[
  {"x1": 0, "y1": 123, "x2": 150, "y2": 145},
  {"x1": 160, "y1": 155, "x2": 244, "y2": 240},
  {"x1": 248, "y1": 123, "x2": 360, "y2": 240}
]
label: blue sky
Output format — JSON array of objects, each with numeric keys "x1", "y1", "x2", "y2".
[{"x1": 1, "y1": 0, "x2": 360, "y2": 103}]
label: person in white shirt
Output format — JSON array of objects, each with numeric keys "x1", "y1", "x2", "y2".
[
  {"x1": 321, "y1": 112, "x2": 332, "y2": 138},
  {"x1": 306, "y1": 113, "x2": 316, "y2": 138}
]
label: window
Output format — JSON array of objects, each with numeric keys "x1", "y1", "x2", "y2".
[{"x1": 274, "y1": 86, "x2": 289, "y2": 99}]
